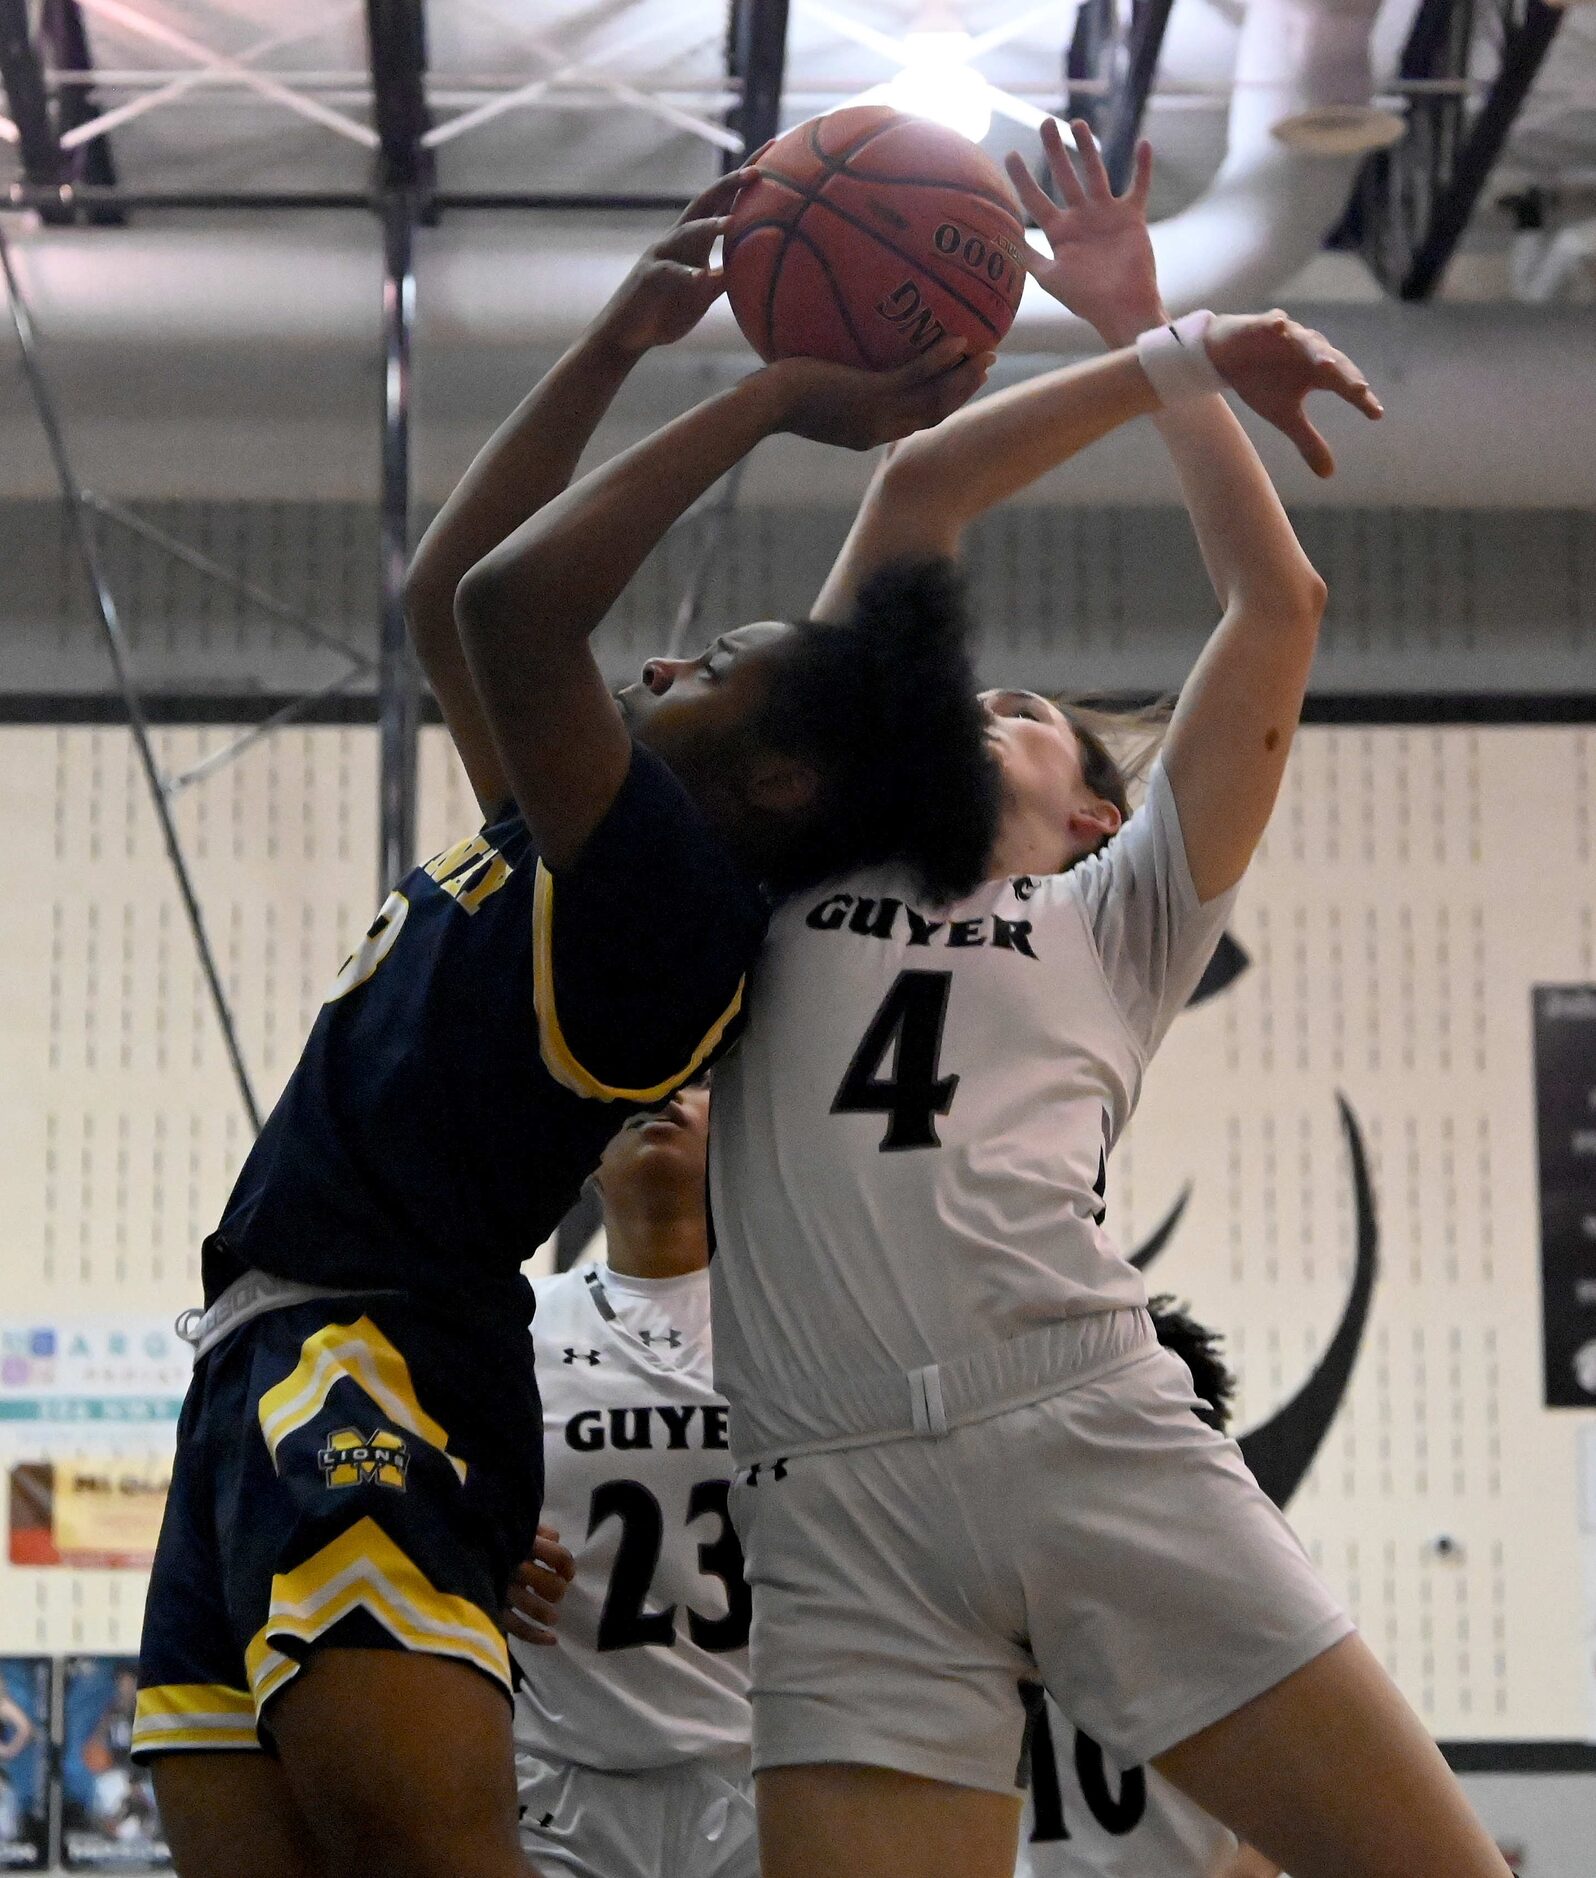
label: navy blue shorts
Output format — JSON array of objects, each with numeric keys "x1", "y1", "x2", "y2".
[{"x1": 132, "y1": 1293, "x2": 542, "y2": 1759}]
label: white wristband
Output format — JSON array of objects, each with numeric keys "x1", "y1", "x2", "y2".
[{"x1": 1135, "y1": 310, "x2": 1225, "y2": 407}]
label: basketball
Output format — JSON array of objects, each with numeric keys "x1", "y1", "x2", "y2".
[{"x1": 724, "y1": 106, "x2": 1026, "y2": 370}]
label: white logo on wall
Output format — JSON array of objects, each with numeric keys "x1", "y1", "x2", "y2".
[{"x1": 1574, "y1": 1339, "x2": 1596, "y2": 1397}]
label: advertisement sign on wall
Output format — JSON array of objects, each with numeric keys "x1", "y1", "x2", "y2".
[{"x1": 0, "y1": 1657, "x2": 50, "y2": 1872}]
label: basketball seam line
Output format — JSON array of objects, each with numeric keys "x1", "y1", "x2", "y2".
[
  {"x1": 812, "y1": 111, "x2": 912, "y2": 173},
  {"x1": 748, "y1": 199, "x2": 873, "y2": 368},
  {"x1": 751, "y1": 165, "x2": 1010, "y2": 342},
  {"x1": 760, "y1": 160, "x2": 1023, "y2": 227},
  {"x1": 796, "y1": 173, "x2": 1006, "y2": 341},
  {"x1": 805, "y1": 114, "x2": 1023, "y2": 221},
  {"x1": 782, "y1": 223, "x2": 876, "y2": 367}
]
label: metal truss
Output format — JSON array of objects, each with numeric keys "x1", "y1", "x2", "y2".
[
  {"x1": 1062, "y1": 0, "x2": 1175, "y2": 191},
  {"x1": 0, "y1": 219, "x2": 279, "y2": 1130},
  {"x1": 724, "y1": 0, "x2": 788, "y2": 168},
  {"x1": 0, "y1": 0, "x2": 795, "y2": 1130},
  {"x1": 1341, "y1": 0, "x2": 1567, "y2": 300},
  {"x1": 367, "y1": 0, "x2": 427, "y2": 898}
]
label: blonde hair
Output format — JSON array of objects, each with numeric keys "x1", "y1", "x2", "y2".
[{"x1": 1054, "y1": 695, "x2": 1174, "y2": 835}]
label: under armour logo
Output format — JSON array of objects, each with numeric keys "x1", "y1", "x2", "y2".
[
  {"x1": 745, "y1": 1457, "x2": 788, "y2": 1487},
  {"x1": 563, "y1": 1347, "x2": 601, "y2": 1365},
  {"x1": 638, "y1": 1328, "x2": 682, "y2": 1349},
  {"x1": 1013, "y1": 876, "x2": 1036, "y2": 901}
]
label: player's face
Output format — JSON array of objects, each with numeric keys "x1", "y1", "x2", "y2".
[
  {"x1": 979, "y1": 689, "x2": 1117, "y2": 871},
  {"x1": 596, "y1": 1082, "x2": 711, "y2": 1214},
  {"x1": 614, "y1": 621, "x2": 794, "y2": 791}
]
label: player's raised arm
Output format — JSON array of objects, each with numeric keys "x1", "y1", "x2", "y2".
[
  {"x1": 811, "y1": 349, "x2": 1160, "y2": 620},
  {"x1": 1139, "y1": 319, "x2": 1361, "y2": 902},
  {"x1": 455, "y1": 334, "x2": 991, "y2": 870},
  {"x1": 405, "y1": 172, "x2": 753, "y2": 817},
  {"x1": 1015, "y1": 120, "x2": 1381, "y2": 902},
  {"x1": 814, "y1": 122, "x2": 1379, "y2": 645}
]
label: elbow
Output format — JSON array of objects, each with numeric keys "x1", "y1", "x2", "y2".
[
  {"x1": 869, "y1": 442, "x2": 968, "y2": 552},
  {"x1": 875, "y1": 437, "x2": 940, "y2": 508},
  {"x1": 1265, "y1": 566, "x2": 1328, "y2": 639},
  {"x1": 1284, "y1": 563, "x2": 1321, "y2": 631}
]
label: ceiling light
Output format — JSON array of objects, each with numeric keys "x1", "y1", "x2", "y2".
[{"x1": 883, "y1": 30, "x2": 993, "y2": 143}]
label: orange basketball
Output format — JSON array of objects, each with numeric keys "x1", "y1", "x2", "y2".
[{"x1": 724, "y1": 106, "x2": 1025, "y2": 370}]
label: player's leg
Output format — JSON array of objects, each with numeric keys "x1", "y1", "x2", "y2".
[
  {"x1": 151, "y1": 1754, "x2": 322, "y2": 1878},
  {"x1": 267, "y1": 1650, "x2": 534, "y2": 1878},
  {"x1": 221, "y1": 1300, "x2": 546, "y2": 1878},
  {"x1": 134, "y1": 1357, "x2": 321, "y2": 1877},
  {"x1": 756, "y1": 1763, "x2": 1021, "y2": 1878},
  {"x1": 730, "y1": 1441, "x2": 1032, "y2": 1878},
  {"x1": 1152, "y1": 1632, "x2": 1507, "y2": 1878},
  {"x1": 1018, "y1": 1348, "x2": 1504, "y2": 1878},
  {"x1": 517, "y1": 1755, "x2": 683, "y2": 1878},
  {"x1": 692, "y1": 1758, "x2": 760, "y2": 1878}
]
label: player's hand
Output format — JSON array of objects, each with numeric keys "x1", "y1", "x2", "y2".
[
  {"x1": 1205, "y1": 312, "x2": 1384, "y2": 478},
  {"x1": 765, "y1": 335, "x2": 995, "y2": 451},
  {"x1": 503, "y1": 1523, "x2": 577, "y2": 1646},
  {"x1": 590, "y1": 169, "x2": 756, "y2": 360},
  {"x1": 1004, "y1": 118, "x2": 1163, "y2": 349}
]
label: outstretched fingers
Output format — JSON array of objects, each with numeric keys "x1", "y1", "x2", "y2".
[
  {"x1": 1129, "y1": 137, "x2": 1153, "y2": 210},
  {"x1": 1066, "y1": 117, "x2": 1114, "y2": 200},
  {"x1": 1004, "y1": 148, "x2": 1063, "y2": 240},
  {"x1": 1040, "y1": 116, "x2": 1089, "y2": 207}
]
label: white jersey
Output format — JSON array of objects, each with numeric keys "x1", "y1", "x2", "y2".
[
  {"x1": 512, "y1": 1264, "x2": 751, "y2": 1772},
  {"x1": 1017, "y1": 1694, "x2": 1236, "y2": 1878},
  {"x1": 709, "y1": 761, "x2": 1236, "y2": 1458}
]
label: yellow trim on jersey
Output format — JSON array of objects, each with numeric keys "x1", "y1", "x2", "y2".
[
  {"x1": 132, "y1": 1683, "x2": 261, "y2": 1755},
  {"x1": 243, "y1": 1516, "x2": 510, "y2": 1706},
  {"x1": 257, "y1": 1317, "x2": 467, "y2": 1486},
  {"x1": 532, "y1": 860, "x2": 745, "y2": 1103}
]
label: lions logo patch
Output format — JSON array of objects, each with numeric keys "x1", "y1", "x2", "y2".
[{"x1": 318, "y1": 1426, "x2": 409, "y2": 1491}]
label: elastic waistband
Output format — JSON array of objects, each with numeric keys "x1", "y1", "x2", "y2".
[
  {"x1": 730, "y1": 1307, "x2": 1156, "y2": 1466},
  {"x1": 177, "y1": 1270, "x2": 398, "y2": 1360}
]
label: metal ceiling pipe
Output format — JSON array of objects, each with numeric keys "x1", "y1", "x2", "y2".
[{"x1": 1123, "y1": 0, "x2": 1400, "y2": 323}]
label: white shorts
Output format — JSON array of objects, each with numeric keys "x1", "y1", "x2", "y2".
[
  {"x1": 516, "y1": 1750, "x2": 758, "y2": 1878},
  {"x1": 729, "y1": 1335, "x2": 1352, "y2": 1795}
]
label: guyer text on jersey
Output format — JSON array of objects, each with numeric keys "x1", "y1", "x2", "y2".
[
  {"x1": 804, "y1": 892, "x2": 1038, "y2": 959},
  {"x1": 564, "y1": 1405, "x2": 731, "y2": 1452}
]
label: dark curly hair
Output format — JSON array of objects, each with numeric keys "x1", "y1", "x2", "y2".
[
  {"x1": 752, "y1": 557, "x2": 1001, "y2": 904},
  {"x1": 1148, "y1": 1294, "x2": 1237, "y2": 1433}
]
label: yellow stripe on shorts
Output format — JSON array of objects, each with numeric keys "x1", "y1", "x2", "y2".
[
  {"x1": 532, "y1": 860, "x2": 744, "y2": 1103},
  {"x1": 256, "y1": 1315, "x2": 467, "y2": 1485},
  {"x1": 132, "y1": 1683, "x2": 261, "y2": 1754},
  {"x1": 244, "y1": 1515, "x2": 510, "y2": 1708}
]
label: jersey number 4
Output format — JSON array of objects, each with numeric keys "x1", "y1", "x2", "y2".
[
  {"x1": 832, "y1": 970, "x2": 958, "y2": 1151},
  {"x1": 588, "y1": 1479, "x2": 750, "y2": 1655}
]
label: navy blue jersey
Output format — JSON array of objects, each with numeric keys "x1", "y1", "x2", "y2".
[{"x1": 204, "y1": 746, "x2": 767, "y2": 1332}]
